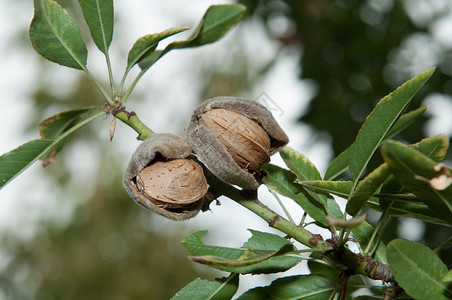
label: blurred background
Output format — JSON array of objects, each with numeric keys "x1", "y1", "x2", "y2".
[{"x1": 0, "y1": 0, "x2": 452, "y2": 299}]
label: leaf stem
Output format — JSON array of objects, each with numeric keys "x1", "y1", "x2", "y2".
[
  {"x1": 268, "y1": 187, "x2": 296, "y2": 224},
  {"x1": 104, "y1": 50, "x2": 116, "y2": 96},
  {"x1": 82, "y1": 66, "x2": 113, "y2": 105},
  {"x1": 51, "y1": 110, "x2": 105, "y2": 142},
  {"x1": 433, "y1": 236, "x2": 452, "y2": 252},
  {"x1": 121, "y1": 69, "x2": 146, "y2": 103},
  {"x1": 364, "y1": 206, "x2": 391, "y2": 255},
  {"x1": 118, "y1": 70, "x2": 128, "y2": 97}
]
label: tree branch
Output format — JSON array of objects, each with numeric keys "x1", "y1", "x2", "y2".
[
  {"x1": 207, "y1": 176, "x2": 397, "y2": 284},
  {"x1": 108, "y1": 105, "x2": 154, "y2": 140}
]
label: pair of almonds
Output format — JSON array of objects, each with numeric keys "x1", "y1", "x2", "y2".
[{"x1": 123, "y1": 97, "x2": 288, "y2": 220}]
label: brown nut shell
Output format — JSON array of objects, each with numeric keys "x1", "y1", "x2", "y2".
[
  {"x1": 123, "y1": 133, "x2": 206, "y2": 220},
  {"x1": 136, "y1": 159, "x2": 207, "y2": 205},
  {"x1": 200, "y1": 109, "x2": 271, "y2": 170},
  {"x1": 187, "y1": 97, "x2": 289, "y2": 190}
]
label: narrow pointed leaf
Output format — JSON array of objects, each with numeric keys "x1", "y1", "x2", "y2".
[
  {"x1": 164, "y1": 4, "x2": 245, "y2": 52},
  {"x1": 30, "y1": 0, "x2": 87, "y2": 69},
  {"x1": 412, "y1": 134, "x2": 449, "y2": 162},
  {"x1": 39, "y1": 108, "x2": 91, "y2": 165},
  {"x1": 78, "y1": 0, "x2": 113, "y2": 54},
  {"x1": 347, "y1": 164, "x2": 390, "y2": 216},
  {"x1": 324, "y1": 106, "x2": 427, "y2": 180},
  {"x1": 280, "y1": 147, "x2": 322, "y2": 181},
  {"x1": 261, "y1": 164, "x2": 301, "y2": 198},
  {"x1": 367, "y1": 197, "x2": 450, "y2": 226},
  {"x1": 138, "y1": 4, "x2": 246, "y2": 70},
  {"x1": 349, "y1": 68, "x2": 434, "y2": 181},
  {"x1": 308, "y1": 252, "x2": 366, "y2": 290},
  {"x1": 325, "y1": 213, "x2": 367, "y2": 229},
  {"x1": 236, "y1": 275, "x2": 333, "y2": 300},
  {"x1": 0, "y1": 111, "x2": 103, "y2": 190},
  {"x1": 324, "y1": 147, "x2": 351, "y2": 181},
  {"x1": 308, "y1": 253, "x2": 342, "y2": 282},
  {"x1": 181, "y1": 230, "x2": 301, "y2": 274},
  {"x1": 381, "y1": 141, "x2": 452, "y2": 222},
  {"x1": 347, "y1": 135, "x2": 449, "y2": 216},
  {"x1": 172, "y1": 274, "x2": 239, "y2": 300},
  {"x1": 444, "y1": 270, "x2": 452, "y2": 283},
  {"x1": 385, "y1": 105, "x2": 428, "y2": 138},
  {"x1": 281, "y1": 147, "x2": 328, "y2": 206},
  {"x1": 39, "y1": 108, "x2": 91, "y2": 139},
  {"x1": 190, "y1": 244, "x2": 294, "y2": 268},
  {"x1": 352, "y1": 221, "x2": 387, "y2": 263},
  {"x1": 262, "y1": 164, "x2": 330, "y2": 226},
  {"x1": 301, "y1": 181, "x2": 353, "y2": 199},
  {"x1": 0, "y1": 139, "x2": 54, "y2": 189},
  {"x1": 387, "y1": 239, "x2": 452, "y2": 300},
  {"x1": 127, "y1": 27, "x2": 189, "y2": 72},
  {"x1": 137, "y1": 50, "x2": 162, "y2": 70}
]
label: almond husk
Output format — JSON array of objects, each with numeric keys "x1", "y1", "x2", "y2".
[{"x1": 123, "y1": 133, "x2": 206, "y2": 220}]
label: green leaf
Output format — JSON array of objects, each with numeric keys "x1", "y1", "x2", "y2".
[
  {"x1": 308, "y1": 254, "x2": 341, "y2": 282},
  {"x1": 78, "y1": 0, "x2": 113, "y2": 54},
  {"x1": 325, "y1": 214, "x2": 367, "y2": 229},
  {"x1": 347, "y1": 135, "x2": 449, "y2": 216},
  {"x1": 262, "y1": 164, "x2": 330, "y2": 226},
  {"x1": 412, "y1": 134, "x2": 449, "y2": 163},
  {"x1": 349, "y1": 68, "x2": 435, "y2": 181},
  {"x1": 236, "y1": 275, "x2": 333, "y2": 300},
  {"x1": 308, "y1": 253, "x2": 365, "y2": 292},
  {"x1": 0, "y1": 111, "x2": 104, "y2": 190},
  {"x1": 181, "y1": 230, "x2": 302, "y2": 274},
  {"x1": 164, "y1": 4, "x2": 246, "y2": 52},
  {"x1": 30, "y1": 0, "x2": 87, "y2": 69},
  {"x1": 280, "y1": 147, "x2": 322, "y2": 181},
  {"x1": 324, "y1": 106, "x2": 427, "y2": 180},
  {"x1": 367, "y1": 197, "x2": 450, "y2": 226},
  {"x1": 0, "y1": 139, "x2": 54, "y2": 189},
  {"x1": 324, "y1": 147, "x2": 351, "y2": 181},
  {"x1": 381, "y1": 141, "x2": 452, "y2": 222},
  {"x1": 444, "y1": 270, "x2": 452, "y2": 283},
  {"x1": 39, "y1": 108, "x2": 90, "y2": 139},
  {"x1": 385, "y1": 105, "x2": 428, "y2": 140},
  {"x1": 352, "y1": 221, "x2": 387, "y2": 263},
  {"x1": 190, "y1": 244, "x2": 294, "y2": 268},
  {"x1": 301, "y1": 181, "x2": 353, "y2": 199},
  {"x1": 261, "y1": 164, "x2": 301, "y2": 198},
  {"x1": 39, "y1": 108, "x2": 91, "y2": 165},
  {"x1": 387, "y1": 239, "x2": 452, "y2": 300},
  {"x1": 137, "y1": 50, "x2": 162, "y2": 70},
  {"x1": 347, "y1": 164, "x2": 391, "y2": 216},
  {"x1": 280, "y1": 147, "x2": 329, "y2": 207},
  {"x1": 138, "y1": 4, "x2": 246, "y2": 70},
  {"x1": 172, "y1": 274, "x2": 239, "y2": 300},
  {"x1": 127, "y1": 27, "x2": 189, "y2": 73}
]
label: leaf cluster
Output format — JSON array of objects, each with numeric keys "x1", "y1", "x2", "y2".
[{"x1": 176, "y1": 68, "x2": 452, "y2": 299}]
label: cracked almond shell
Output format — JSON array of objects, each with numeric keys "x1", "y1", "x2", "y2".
[
  {"x1": 187, "y1": 96, "x2": 289, "y2": 190},
  {"x1": 123, "y1": 133, "x2": 207, "y2": 220}
]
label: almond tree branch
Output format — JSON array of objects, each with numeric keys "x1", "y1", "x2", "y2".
[
  {"x1": 207, "y1": 175, "x2": 397, "y2": 286},
  {"x1": 107, "y1": 105, "x2": 154, "y2": 140}
]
